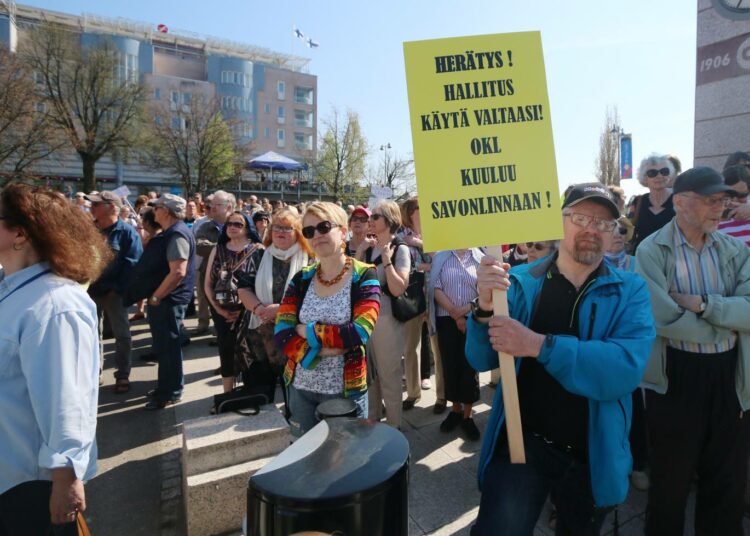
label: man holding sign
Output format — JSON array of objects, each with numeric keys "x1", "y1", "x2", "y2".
[{"x1": 466, "y1": 184, "x2": 655, "y2": 535}]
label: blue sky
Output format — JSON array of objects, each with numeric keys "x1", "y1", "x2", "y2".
[{"x1": 25, "y1": 0, "x2": 697, "y2": 195}]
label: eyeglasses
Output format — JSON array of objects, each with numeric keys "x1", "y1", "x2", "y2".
[
  {"x1": 645, "y1": 167, "x2": 671, "y2": 178},
  {"x1": 302, "y1": 220, "x2": 341, "y2": 239},
  {"x1": 525, "y1": 242, "x2": 550, "y2": 252},
  {"x1": 371, "y1": 213, "x2": 387, "y2": 222},
  {"x1": 225, "y1": 221, "x2": 245, "y2": 229},
  {"x1": 564, "y1": 212, "x2": 618, "y2": 232},
  {"x1": 351, "y1": 215, "x2": 369, "y2": 223},
  {"x1": 681, "y1": 193, "x2": 732, "y2": 208},
  {"x1": 272, "y1": 224, "x2": 294, "y2": 234}
]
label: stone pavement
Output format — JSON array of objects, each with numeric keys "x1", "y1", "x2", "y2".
[{"x1": 86, "y1": 315, "x2": 750, "y2": 535}]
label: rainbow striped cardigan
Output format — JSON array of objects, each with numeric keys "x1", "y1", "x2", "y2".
[{"x1": 273, "y1": 258, "x2": 380, "y2": 397}]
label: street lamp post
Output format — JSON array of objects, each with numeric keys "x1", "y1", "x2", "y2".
[{"x1": 380, "y1": 143, "x2": 391, "y2": 186}]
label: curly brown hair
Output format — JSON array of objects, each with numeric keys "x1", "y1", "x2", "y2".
[{"x1": 1, "y1": 183, "x2": 113, "y2": 283}]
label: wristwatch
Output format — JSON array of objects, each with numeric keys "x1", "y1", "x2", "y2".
[
  {"x1": 470, "y1": 297, "x2": 493, "y2": 319},
  {"x1": 698, "y1": 295, "x2": 707, "y2": 315},
  {"x1": 149, "y1": 295, "x2": 162, "y2": 306}
]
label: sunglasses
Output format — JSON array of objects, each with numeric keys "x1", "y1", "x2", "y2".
[
  {"x1": 351, "y1": 215, "x2": 369, "y2": 223},
  {"x1": 371, "y1": 213, "x2": 387, "y2": 222},
  {"x1": 302, "y1": 220, "x2": 341, "y2": 239},
  {"x1": 225, "y1": 221, "x2": 245, "y2": 229},
  {"x1": 272, "y1": 224, "x2": 294, "y2": 234},
  {"x1": 525, "y1": 242, "x2": 550, "y2": 251},
  {"x1": 645, "y1": 167, "x2": 671, "y2": 178}
]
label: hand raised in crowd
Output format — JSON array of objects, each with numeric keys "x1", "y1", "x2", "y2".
[
  {"x1": 669, "y1": 291, "x2": 704, "y2": 313},
  {"x1": 257, "y1": 303, "x2": 279, "y2": 324},
  {"x1": 476, "y1": 255, "x2": 512, "y2": 311},
  {"x1": 403, "y1": 234, "x2": 423, "y2": 248},
  {"x1": 726, "y1": 203, "x2": 750, "y2": 221},
  {"x1": 487, "y1": 316, "x2": 545, "y2": 357}
]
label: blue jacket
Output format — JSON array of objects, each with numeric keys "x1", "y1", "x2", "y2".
[
  {"x1": 465, "y1": 255, "x2": 655, "y2": 507},
  {"x1": 89, "y1": 220, "x2": 142, "y2": 297}
]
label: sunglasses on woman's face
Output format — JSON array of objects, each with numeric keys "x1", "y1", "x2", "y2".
[
  {"x1": 302, "y1": 220, "x2": 341, "y2": 239},
  {"x1": 225, "y1": 221, "x2": 245, "y2": 229},
  {"x1": 646, "y1": 167, "x2": 671, "y2": 178},
  {"x1": 525, "y1": 242, "x2": 549, "y2": 251},
  {"x1": 351, "y1": 215, "x2": 369, "y2": 223},
  {"x1": 371, "y1": 213, "x2": 386, "y2": 221}
]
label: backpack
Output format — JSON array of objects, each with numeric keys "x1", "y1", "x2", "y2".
[{"x1": 365, "y1": 236, "x2": 426, "y2": 322}]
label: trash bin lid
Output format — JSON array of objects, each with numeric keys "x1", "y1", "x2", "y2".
[
  {"x1": 249, "y1": 418, "x2": 409, "y2": 502},
  {"x1": 315, "y1": 398, "x2": 357, "y2": 420}
]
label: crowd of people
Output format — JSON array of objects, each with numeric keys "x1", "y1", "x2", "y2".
[{"x1": 0, "y1": 149, "x2": 749, "y2": 535}]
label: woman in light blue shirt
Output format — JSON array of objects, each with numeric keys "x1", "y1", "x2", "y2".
[{"x1": 0, "y1": 184, "x2": 111, "y2": 534}]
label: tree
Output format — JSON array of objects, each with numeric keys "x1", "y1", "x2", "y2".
[
  {"x1": 315, "y1": 107, "x2": 368, "y2": 199},
  {"x1": 380, "y1": 151, "x2": 415, "y2": 197},
  {"x1": 0, "y1": 46, "x2": 65, "y2": 182},
  {"x1": 21, "y1": 24, "x2": 146, "y2": 192},
  {"x1": 594, "y1": 106, "x2": 621, "y2": 186},
  {"x1": 143, "y1": 95, "x2": 235, "y2": 196}
]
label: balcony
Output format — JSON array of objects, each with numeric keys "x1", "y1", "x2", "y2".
[{"x1": 293, "y1": 88, "x2": 313, "y2": 105}]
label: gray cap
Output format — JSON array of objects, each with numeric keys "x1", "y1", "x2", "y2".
[
  {"x1": 149, "y1": 193, "x2": 186, "y2": 218},
  {"x1": 673, "y1": 167, "x2": 737, "y2": 197},
  {"x1": 85, "y1": 190, "x2": 123, "y2": 209}
]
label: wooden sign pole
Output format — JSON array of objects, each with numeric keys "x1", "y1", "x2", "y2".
[{"x1": 486, "y1": 245, "x2": 526, "y2": 464}]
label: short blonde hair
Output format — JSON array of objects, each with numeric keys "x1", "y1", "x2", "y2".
[
  {"x1": 373, "y1": 200, "x2": 402, "y2": 233},
  {"x1": 304, "y1": 201, "x2": 349, "y2": 230}
]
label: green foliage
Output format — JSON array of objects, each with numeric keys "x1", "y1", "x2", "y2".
[{"x1": 314, "y1": 108, "x2": 368, "y2": 199}]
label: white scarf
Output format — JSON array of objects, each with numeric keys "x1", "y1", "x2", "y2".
[{"x1": 248, "y1": 242, "x2": 308, "y2": 329}]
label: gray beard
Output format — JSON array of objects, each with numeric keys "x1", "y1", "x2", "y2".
[{"x1": 572, "y1": 247, "x2": 602, "y2": 266}]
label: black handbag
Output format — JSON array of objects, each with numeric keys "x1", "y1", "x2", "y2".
[
  {"x1": 365, "y1": 237, "x2": 427, "y2": 322},
  {"x1": 213, "y1": 359, "x2": 277, "y2": 415}
]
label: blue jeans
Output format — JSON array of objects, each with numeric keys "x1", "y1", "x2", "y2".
[
  {"x1": 287, "y1": 385, "x2": 368, "y2": 438},
  {"x1": 471, "y1": 434, "x2": 612, "y2": 536},
  {"x1": 147, "y1": 302, "x2": 187, "y2": 402}
]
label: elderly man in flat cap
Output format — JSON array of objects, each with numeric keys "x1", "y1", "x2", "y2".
[{"x1": 637, "y1": 167, "x2": 750, "y2": 536}]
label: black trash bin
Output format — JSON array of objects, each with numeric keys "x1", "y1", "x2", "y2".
[{"x1": 247, "y1": 418, "x2": 410, "y2": 536}]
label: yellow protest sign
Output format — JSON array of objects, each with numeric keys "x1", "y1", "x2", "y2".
[{"x1": 403, "y1": 32, "x2": 562, "y2": 252}]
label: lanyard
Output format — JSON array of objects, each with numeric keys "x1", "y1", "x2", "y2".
[{"x1": 0, "y1": 269, "x2": 52, "y2": 306}]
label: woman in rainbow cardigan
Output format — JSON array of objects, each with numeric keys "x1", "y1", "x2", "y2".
[{"x1": 274, "y1": 202, "x2": 381, "y2": 437}]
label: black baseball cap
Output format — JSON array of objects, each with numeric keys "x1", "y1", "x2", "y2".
[
  {"x1": 673, "y1": 166, "x2": 737, "y2": 197},
  {"x1": 562, "y1": 182, "x2": 619, "y2": 219}
]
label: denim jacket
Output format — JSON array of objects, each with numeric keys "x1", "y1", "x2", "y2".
[{"x1": 465, "y1": 255, "x2": 655, "y2": 507}]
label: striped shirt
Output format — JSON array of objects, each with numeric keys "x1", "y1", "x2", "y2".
[
  {"x1": 718, "y1": 218, "x2": 750, "y2": 248},
  {"x1": 434, "y1": 250, "x2": 479, "y2": 316},
  {"x1": 668, "y1": 220, "x2": 737, "y2": 353}
]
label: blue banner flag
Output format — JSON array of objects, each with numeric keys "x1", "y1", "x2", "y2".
[{"x1": 620, "y1": 135, "x2": 632, "y2": 179}]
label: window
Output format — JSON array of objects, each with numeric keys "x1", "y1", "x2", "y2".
[
  {"x1": 264, "y1": 127, "x2": 270, "y2": 139},
  {"x1": 244, "y1": 73, "x2": 252, "y2": 88},
  {"x1": 277, "y1": 128, "x2": 285, "y2": 147},
  {"x1": 295, "y1": 132, "x2": 312, "y2": 151},
  {"x1": 154, "y1": 88, "x2": 161, "y2": 100},
  {"x1": 34, "y1": 102, "x2": 46, "y2": 113},
  {"x1": 294, "y1": 109, "x2": 312, "y2": 128},
  {"x1": 221, "y1": 71, "x2": 227, "y2": 84},
  {"x1": 33, "y1": 71, "x2": 44, "y2": 85},
  {"x1": 155, "y1": 116, "x2": 161, "y2": 126},
  {"x1": 243, "y1": 124, "x2": 253, "y2": 138},
  {"x1": 182, "y1": 93, "x2": 192, "y2": 106},
  {"x1": 294, "y1": 86, "x2": 313, "y2": 105},
  {"x1": 277, "y1": 80, "x2": 285, "y2": 100},
  {"x1": 277, "y1": 106, "x2": 285, "y2": 124},
  {"x1": 171, "y1": 116, "x2": 181, "y2": 130},
  {"x1": 264, "y1": 103, "x2": 270, "y2": 114}
]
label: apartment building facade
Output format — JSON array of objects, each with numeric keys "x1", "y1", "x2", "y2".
[{"x1": 0, "y1": 3, "x2": 317, "y2": 193}]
